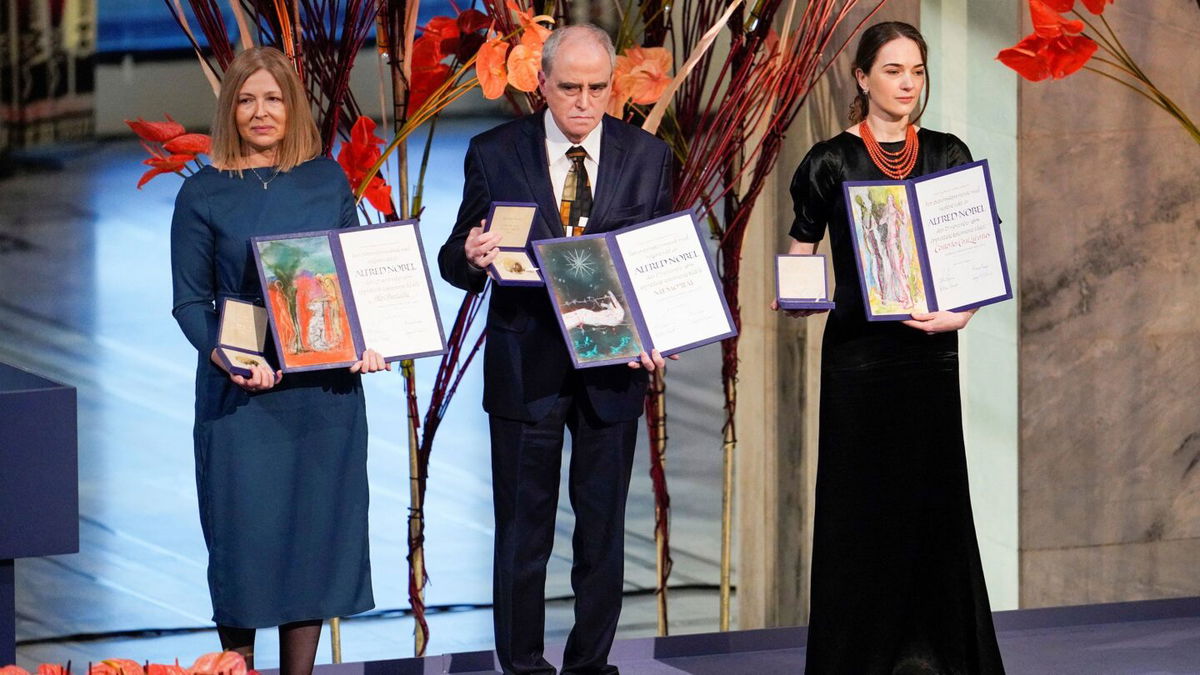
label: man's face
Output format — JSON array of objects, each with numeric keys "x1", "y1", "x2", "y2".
[{"x1": 538, "y1": 37, "x2": 613, "y2": 144}]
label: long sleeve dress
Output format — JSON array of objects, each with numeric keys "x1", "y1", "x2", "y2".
[
  {"x1": 170, "y1": 157, "x2": 374, "y2": 628},
  {"x1": 789, "y1": 129, "x2": 1005, "y2": 674}
]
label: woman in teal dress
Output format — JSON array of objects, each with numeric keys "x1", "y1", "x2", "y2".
[{"x1": 170, "y1": 47, "x2": 388, "y2": 674}]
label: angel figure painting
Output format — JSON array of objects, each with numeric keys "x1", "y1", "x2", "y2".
[
  {"x1": 538, "y1": 237, "x2": 643, "y2": 365},
  {"x1": 256, "y1": 236, "x2": 357, "y2": 370},
  {"x1": 847, "y1": 185, "x2": 929, "y2": 318}
]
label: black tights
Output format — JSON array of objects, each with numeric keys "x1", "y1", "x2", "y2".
[{"x1": 217, "y1": 620, "x2": 322, "y2": 675}]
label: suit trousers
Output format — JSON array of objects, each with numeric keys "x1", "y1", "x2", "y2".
[{"x1": 489, "y1": 380, "x2": 639, "y2": 675}]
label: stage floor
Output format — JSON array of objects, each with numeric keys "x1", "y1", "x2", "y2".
[{"x1": 299, "y1": 597, "x2": 1200, "y2": 674}]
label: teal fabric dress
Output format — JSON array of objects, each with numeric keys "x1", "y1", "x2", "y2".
[{"x1": 170, "y1": 157, "x2": 374, "y2": 628}]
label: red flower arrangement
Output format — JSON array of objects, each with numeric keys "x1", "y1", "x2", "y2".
[
  {"x1": 125, "y1": 115, "x2": 211, "y2": 188},
  {"x1": 996, "y1": 0, "x2": 1097, "y2": 80},
  {"x1": 2, "y1": 651, "x2": 252, "y2": 675},
  {"x1": 997, "y1": 0, "x2": 1198, "y2": 144},
  {"x1": 608, "y1": 47, "x2": 673, "y2": 117},
  {"x1": 409, "y1": 8, "x2": 493, "y2": 112},
  {"x1": 336, "y1": 116, "x2": 394, "y2": 214},
  {"x1": 472, "y1": 1, "x2": 554, "y2": 100}
]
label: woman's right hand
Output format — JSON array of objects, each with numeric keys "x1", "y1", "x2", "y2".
[
  {"x1": 771, "y1": 298, "x2": 828, "y2": 319},
  {"x1": 211, "y1": 349, "x2": 282, "y2": 392}
]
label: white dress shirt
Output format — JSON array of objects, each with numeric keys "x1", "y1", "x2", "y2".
[{"x1": 544, "y1": 110, "x2": 602, "y2": 227}]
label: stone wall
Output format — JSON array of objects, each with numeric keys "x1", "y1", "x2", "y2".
[{"x1": 1018, "y1": 1, "x2": 1200, "y2": 606}]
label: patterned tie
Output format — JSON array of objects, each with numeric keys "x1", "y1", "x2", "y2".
[{"x1": 560, "y1": 145, "x2": 592, "y2": 237}]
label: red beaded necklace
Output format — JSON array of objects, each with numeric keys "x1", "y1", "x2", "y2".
[{"x1": 859, "y1": 121, "x2": 919, "y2": 180}]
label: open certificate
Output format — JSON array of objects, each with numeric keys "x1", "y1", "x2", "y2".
[
  {"x1": 251, "y1": 220, "x2": 447, "y2": 372},
  {"x1": 842, "y1": 159, "x2": 1012, "y2": 321},
  {"x1": 532, "y1": 211, "x2": 737, "y2": 369}
]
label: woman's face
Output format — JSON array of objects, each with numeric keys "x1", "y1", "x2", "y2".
[
  {"x1": 856, "y1": 37, "x2": 925, "y2": 123},
  {"x1": 236, "y1": 68, "x2": 287, "y2": 159}
]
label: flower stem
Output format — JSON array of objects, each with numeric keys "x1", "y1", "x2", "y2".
[
  {"x1": 1082, "y1": 66, "x2": 1200, "y2": 144},
  {"x1": 1072, "y1": 11, "x2": 1124, "y2": 65},
  {"x1": 1098, "y1": 14, "x2": 1152, "y2": 83},
  {"x1": 1074, "y1": 12, "x2": 1200, "y2": 145},
  {"x1": 1081, "y1": 66, "x2": 1169, "y2": 114},
  {"x1": 412, "y1": 113, "x2": 440, "y2": 217}
]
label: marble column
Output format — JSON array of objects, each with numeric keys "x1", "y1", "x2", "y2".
[{"x1": 1017, "y1": 2, "x2": 1200, "y2": 606}]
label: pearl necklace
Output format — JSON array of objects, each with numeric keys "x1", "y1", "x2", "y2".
[{"x1": 859, "y1": 121, "x2": 919, "y2": 180}]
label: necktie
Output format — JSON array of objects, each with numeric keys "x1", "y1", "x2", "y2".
[{"x1": 560, "y1": 145, "x2": 592, "y2": 237}]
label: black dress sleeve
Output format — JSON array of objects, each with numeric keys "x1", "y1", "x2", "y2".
[
  {"x1": 788, "y1": 141, "x2": 839, "y2": 243},
  {"x1": 944, "y1": 132, "x2": 974, "y2": 168},
  {"x1": 170, "y1": 176, "x2": 219, "y2": 354}
]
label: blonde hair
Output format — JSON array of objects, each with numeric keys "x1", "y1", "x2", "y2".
[{"x1": 210, "y1": 47, "x2": 321, "y2": 172}]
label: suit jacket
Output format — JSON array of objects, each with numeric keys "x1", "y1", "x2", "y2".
[{"x1": 439, "y1": 112, "x2": 674, "y2": 424}]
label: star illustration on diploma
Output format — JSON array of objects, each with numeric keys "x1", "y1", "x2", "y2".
[{"x1": 565, "y1": 248, "x2": 596, "y2": 278}]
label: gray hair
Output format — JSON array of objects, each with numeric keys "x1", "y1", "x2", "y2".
[{"x1": 541, "y1": 24, "x2": 616, "y2": 76}]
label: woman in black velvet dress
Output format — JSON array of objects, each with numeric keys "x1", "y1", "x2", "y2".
[{"x1": 777, "y1": 22, "x2": 1006, "y2": 674}]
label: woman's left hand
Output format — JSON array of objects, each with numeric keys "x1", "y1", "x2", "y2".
[
  {"x1": 350, "y1": 348, "x2": 391, "y2": 374},
  {"x1": 901, "y1": 309, "x2": 977, "y2": 335}
]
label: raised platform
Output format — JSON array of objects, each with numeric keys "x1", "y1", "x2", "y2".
[{"x1": 291, "y1": 597, "x2": 1200, "y2": 675}]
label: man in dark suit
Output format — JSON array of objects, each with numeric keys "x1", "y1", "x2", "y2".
[{"x1": 438, "y1": 23, "x2": 673, "y2": 675}]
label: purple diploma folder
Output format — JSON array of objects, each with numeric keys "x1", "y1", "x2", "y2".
[
  {"x1": 251, "y1": 219, "x2": 447, "y2": 373},
  {"x1": 532, "y1": 210, "x2": 737, "y2": 369},
  {"x1": 841, "y1": 159, "x2": 1012, "y2": 321}
]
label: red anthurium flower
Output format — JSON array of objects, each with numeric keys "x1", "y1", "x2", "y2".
[
  {"x1": 409, "y1": 33, "x2": 454, "y2": 112},
  {"x1": 0, "y1": 666, "x2": 31, "y2": 675},
  {"x1": 350, "y1": 117, "x2": 384, "y2": 149},
  {"x1": 163, "y1": 133, "x2": 211, "y2": 156},
  {"x1": 1043, "y1": 33, "x2": 1098, "y2": 78},
  {"x1": 423, "y1": 16, "x2": 461, "y2": 58},
  {"x1": 997, "y1": 31, "x2": 1097, "y2": 81},
  {"x1": 37, "y1": 665, "x2": 67, "y2": 675},
  {"x1": 1030, "y1": 0, "x2": 1084, "y2": 38},
  {"x1": 506, "y1": 1, "x2": 553, "y2": 45},
  {"x1": 125, "y1": 115, "x2": 186, "y2": 143},
  {"x1": 146, "y1": 664, "x2": 187, "y2": 675},
  {"x1": 457, "y1": 9, "x2": 491, "y2": 34},
  {"x1": 91, "y1": 659, "x2": 144, "y2": 675},
  {"x1": 337, "y1": 116, "x2": 381, "y2": 183},
  {"x1": 336, "y1": 116, "x2": 394, "y2": 213},
  {"x1": 506, "y1": 41, "x2": 541, "y2": 92},
  {"x1": 410, "y1": 63, "x2": 453, "y2": 113},
  {"x1": 361, "y1": 175, "x2": 394, "y2": 213},
  {"x1": 1079, "y1": 0, "x2": 1112, "y2": 14},
  {"x1": 615, "y1": 47, "x2": 673, "y2": 104},
  {"x1": 411, "y1": 34, "x2": 443, "y2": 69},
  {"x1": 138, "y1": 153, "x2": 194, "y2": 188},
  {"x1": 1041, "y1": 0, "x2": 1074, "y2": 11},
  {"x1": 187, "y1": 651, "x2": 246, "y2": 675},
  {"x1": 997, "y1": 34, "x2": 1053, "y2": 81},
  {"x1": 477, "y1": 36, "x2": 510, "y2": 100}
]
